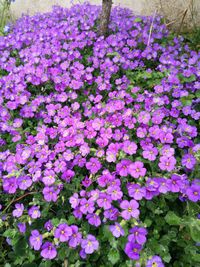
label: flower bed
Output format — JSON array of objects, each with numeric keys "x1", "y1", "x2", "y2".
[{"x1": 0, "y1": 3, "x2": 200, "y2": 267}]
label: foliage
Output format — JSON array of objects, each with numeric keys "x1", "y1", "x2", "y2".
[
  {"x1": 183, "y1": 27, "x2": 200, "y2": 51},
  {"x1": 0, "y1": 0, "x2": 14, "y2": 35},
  {"x1": 0, "y1": 3, "x2": 200, "y2": 267}
]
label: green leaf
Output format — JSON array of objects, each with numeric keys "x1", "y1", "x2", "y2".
[
  {"x1": 165, "y1": 211, "x2": 181, "y2": 225},
  {"x1": 58, "y1": 245, "x2": 67, "y2": 261},
  {"x1": 39, "y1": 262, "x2": 52, "y2": 267},
  {"x1": 67, "y1": 215, "x2": 76, "y2": 225},
  {"x1": 51, "y1": 218, "x2": 59, "y2": 226},
  {"x1": 163, "y1": 254, "x2": 172, "y2": 263},
  {"x1": 3, "y1": 229, "x2": 17, "y2": 238},
  {"x1": 22, "y1": 264, "x2": 37, "y2": 267},
  {"x1": 192, "y1": 254, "x2": 200, "y2": 262},
  {"x1": 13, "y1": 238, "x2": 27, "y2": 256},
  {"x1": 108, "y1": 249, "x2": 120, "y2": 265},
  {"x1": 134, "y1": 17, "x2": 142, "y2": 22},
  {"x1": 189, "y1": 219, "x2": 200, "y2": 242},
  {"x1": 181, "y1": 97, "x2": 192, "y2": 106},
  {"x1": 195, "y1": 90, "x2": 200, "y2": 98},
  {"x1": 106, "y1": 52, "x2": 120, "y2": 57}
]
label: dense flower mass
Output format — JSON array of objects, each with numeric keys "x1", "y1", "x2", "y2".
[{"x1": 0, "y1": 3, "x2": 200, "y2": 266}]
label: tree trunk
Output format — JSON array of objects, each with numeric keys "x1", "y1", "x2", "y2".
[{"x1": 99, "y1": 0, "x2": 112, "y2": 37}]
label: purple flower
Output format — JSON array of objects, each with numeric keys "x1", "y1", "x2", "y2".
[
  {"x1": 157, "y1": 178, "x2": 169, "y2": 194},
  {"x1": 129, "y1": 161, "x2": 146, "y2": 178},
  {"x1": 142, "y1": 147, "x2": 158, "y2": 161},
  {"x1": 61, "y1": 170, "x2": 75, "y2": 183},
  {"x1": 107, "y1": 185, "x2": 123, "y2": 200},
  {"x1": 137, "y1": 127, "x2": 147, "y2": 138},
  {"x1": 123, "y1": 140, "x2": 137, "y2": 155},
  {"x1": 182, "y1": 154, "x2": 196, "y2": 169},
  {"x1": 138, "y1": 111, "x2": 151, "y2": 124},
  {"x1": 104, "y1": 207, "x2": 119, "y2": 221},
  {"x1": 17, "y1": 222, "x2": 26, "y2": 233},
  {"x1": 41, "y1": 242, "x2": 57, "y2": 259},
  {"x1": 17, "y1": 176, "x2": 32, "y2": 190},
  {"x1": 81, "y1": 234, "x2": 99, "y2": 254},
  {"x1": 167, "y1": 174, "x2": 184, "y2": 193},
  {"x1": 68, "y1": 225, "x2": 82, "y2": 248},
  {"x1": 29, "y1": 230, "x2": 43, "y2": 251},
  {"x1": 186, "y1": 185, "x2": 200, "y2": 202},
  {"x1": 3, "y1": 177, "x2": 18, "y2": 194},
  {"x1": 146, "y1": 255, "x2": 164, "y2": 267},
  {"x1": 120, "y1": 200, "x2": 140, "y2": 220},
  {"x1": 124, "y1": 242, "x2": 142, "y2": 260},
  {"x1": 42, "y1": 170, "x2": 55, "y2": 186},
  {"x1": 128, "y1": 226, "x2": 147, "y2": 244},
  {"x1": 116, "y1": 159, "x2": 131, "y2": 177},
  {"x1": 159, "y1": 132, "x2": 173, "y2": 144},
  {"x1": 54, "y1": 223, "x2": 72, "y2": 242},
  {"x1": 80, "y1": 249, "x2": 87, "y2": 259},
  {"x1": 80, "y1": 198, "x2": 95, "y2": 214},
  {"x1": 44, "y1": 220, "x2": 53, "y2": 231},
  {"x1": 97, "y1": 171, "x2": 114, "y2": 187},
  {"x1": 73, "y1": 207, "x2": 83, "y2": 219},
  {"x1": 21, "y1": 148, "x2": 32, "y2": 161},
  {"x1": 160, "y1": 145, "x2": 174, "y2": 157},
  {"x1": 69, "y1": 193, "x2": 80, "y2": 209},
  {"x1": 82, "y1": 176, "x2": 92, "y2": 188},
  {"x1": 127, "y1": 184, "x2": 146, "y2": 200},
  {"x1": 86, "y1": 213, "x2": 101, "y2": 227},
  {"x1": 28, "y1": 206, "x2": 41, "y2": 219},
  {"x1": 97, "y1": 193, "x2": 112, "y2": 210},
  {"x1": 158, "y1": 156, "x2": 176, "y2": 172},
  {"x1": 86, "y1": 157, "x2": 102, "y2": 174},
  {"x1": 106, "y1": 150, "x2": 117, "y2": 162},
  {"x1": 109, "y1": 223, "x2": 125, "y2": 238},
  {"x1": 12, "y1": 203, "x2": 24, "y2": 218},
  {"x1": 43, "y1": 186, "x2": 58, "y2": 202}
]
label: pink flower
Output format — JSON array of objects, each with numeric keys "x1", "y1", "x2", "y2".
[
  {"x1": 116, "y1": 159, "x2": 131, "y2": 177},
  {"x1": 123, "y1": 140, "x2": 137, "y2": 155},
  {"x1": 86, "y1": 157, "x2": 102, "y2": 174},
  {"x1": 129, "y1": 161, "x2": 146, "y2": 178},
  {"x1": 158, "y1": 156, "x2": 176, "y2": 171},
  {"x1": 120, "y1": 200, "x2": 140, "y2": 220}
]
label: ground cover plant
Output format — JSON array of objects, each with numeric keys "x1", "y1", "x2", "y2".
[{"x1": 0, "y1": 3, "x2": 200, "y2": 267}]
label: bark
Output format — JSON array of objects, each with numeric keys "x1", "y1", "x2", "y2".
[{"x1": 99, "y1": 0, "x2": 112, "y2": 37}]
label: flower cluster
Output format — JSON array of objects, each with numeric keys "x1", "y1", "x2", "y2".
[
  {"x1": 125, "y1": 226, "x2": 147, "y2": 260},
  {"x1": 0, "y1": 3, "x2": 199, "y2": 266}
]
